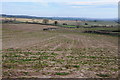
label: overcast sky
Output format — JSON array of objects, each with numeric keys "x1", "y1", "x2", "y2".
[{"x1": 1, "y1": 0, "x2": 119, "y2": 18}]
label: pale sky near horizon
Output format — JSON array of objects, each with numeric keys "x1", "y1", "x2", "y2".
[{"x1": 1, "y1": 0, "x2": 119, "y2": 18}]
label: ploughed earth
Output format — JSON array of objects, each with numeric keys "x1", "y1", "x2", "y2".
[{"x1": 2, "y1": 24, "x2": 119, "y2": 78}]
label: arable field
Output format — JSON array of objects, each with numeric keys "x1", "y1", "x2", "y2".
[
  {"x1": 1, "y1": 17, "x2": 118, "y2": 26},
  {"x1": 2, "y1": 24, "x2": 119, "y2": 78}
]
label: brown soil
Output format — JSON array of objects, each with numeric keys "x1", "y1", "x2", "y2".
[{"x1": 2, "y1": 24, "x2": 119, "y2": 78}]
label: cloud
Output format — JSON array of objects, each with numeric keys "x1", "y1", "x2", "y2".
[
  {"x1": 2, "y1": 0, "x2": 119, "y2": 8},
  {"x1": 65, "y1": 0, "x2": 118, "y2": 9},
  {"x1": 2, "y1": 0, "x2": 42, "y2": 2},
  {"x1": 2, "y1": 0, "x2": 119, "y2": 7},
  {"x1": 2, "y1": 0, "x2": 72, "y2": 2},
  {"x1": 66, "y1": 0, "x2": 118, "y2": 6},
  {"x1": 2, "y1": 0, "x2": 119, "y2": 3}
]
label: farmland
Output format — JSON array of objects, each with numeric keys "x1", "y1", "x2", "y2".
[
  {"x1": 0, "y1": 14, "x2": 119, "y2": 78},
  {"x1": 1, "y1": 0, "x2": 119, "y2": 78},
  {"x1": 2, "y1": 20, "x2": 119, "y2": 78}
]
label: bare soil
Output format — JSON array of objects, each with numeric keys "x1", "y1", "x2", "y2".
[{"x1": 2, "y1": 24, "x2": 119, "y2": 78}]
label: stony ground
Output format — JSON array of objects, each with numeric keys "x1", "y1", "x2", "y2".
[{"x1": 2, "y1": 24, "x2": 119, "y2": 78}]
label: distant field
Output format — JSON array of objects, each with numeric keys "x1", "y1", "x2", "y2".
[
  {"x1": 2, "y1": 23, "x2": 119, "y2": 78},
  {"x1": 1, "y1": 17, "x2": 118, "y2": 26},
  {"x1": 0, "y1": 17, "x2": 43, "y2": 23}
]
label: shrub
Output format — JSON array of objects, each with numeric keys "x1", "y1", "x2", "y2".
[
  {"x1": 55, "y1": 72, "x2": 69, "y2": 75},
  {"x1": 54, "y1": 21, "x2": 58, "y2": 25},
  {"x1": 85, "y1": 23, "x2": 88, "y2": 25},
  {"x1": 42, "y1": 19, "x2": 49, "y2": 24},
  {"x1": 63, "y1": 23, "x2": 67, "y2": 25}
]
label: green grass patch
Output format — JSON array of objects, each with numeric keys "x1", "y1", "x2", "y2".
[
  {"x1": 72, "y1": 65, "x2": 80, "y2": 68},
  {"x1": 3, "y1": 63, "x2": 17, "y2": 69},
  {"x1": 63, "y1": 25, "x2": 76, "y2": 28},
  {"x1": 51, "y1": 53, "x2": 58, "y2": 56},
  {"x1": 67, "y1": 56, "x2": 75, "y2": 58},
  {"x1": 96, "y1": 73, "x2": 110, "y2": 77},
  {"x1": 23, "y1": 72, "x2": 29, "y2": 75},
  {"x1": 13, "y1": 55, "x2": 22, "y2": 57},
  {"x1": 56, "y1": 59, "x2": 65, "y2": 63},
  {"x1": 38, "y1": 56, "x2": 50, "y2": 60},
  {"x1": 55, "y1": 72, "x2": 69, "y2": 75},
  {"x1": 110, "y1": 68, "x2": 119, "y2": 71},
  {"x1": 35, "y1": 52, "x2": 49, "y2": 55},
  {"x1": 5, "y1": 48, "x2": 21, "y2": 51},
  {"x1": 6, "y1": 58, "x2": 37, "y2": 63}
]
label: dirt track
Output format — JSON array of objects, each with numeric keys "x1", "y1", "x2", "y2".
[{"x1": 2, "y1": 24, "x2": 119, "y2": 78}]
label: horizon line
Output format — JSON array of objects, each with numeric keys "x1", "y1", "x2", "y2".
[{"x1": 1, "y1": 13, "x2": 118, "y2": 19}]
